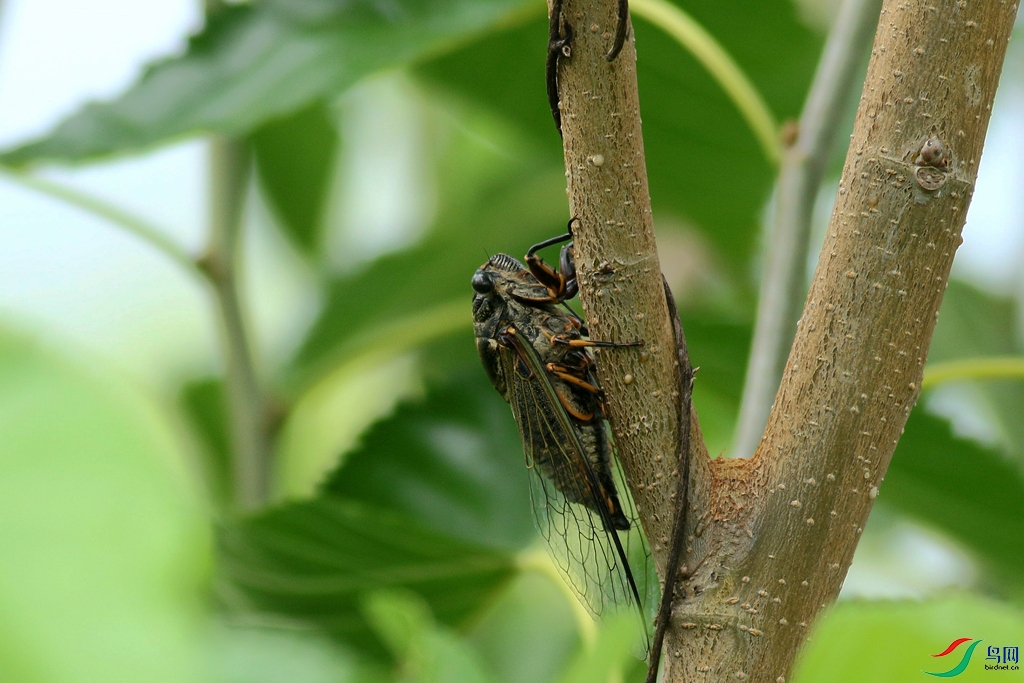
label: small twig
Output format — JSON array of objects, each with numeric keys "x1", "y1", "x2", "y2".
[
  {"x1": 0, "y1": 168, "x2": 203, "y2": 280},
  {"x1": 201, "y1": 137, "x2": 272, "y2": 511},
  {"x1": 923, "y1": 356, "x2": 1024, "y2": 390},
  {"x1": 644, "y1": 278, "x2": 693, "y2": 683},
  {"x1": 731, "y1": 0, "x2": 882, "y2": 459}
]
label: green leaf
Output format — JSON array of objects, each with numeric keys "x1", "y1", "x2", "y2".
[
  {"x1": 792, "y1": 596, "x2": 1024, "y2": 683},
  {"x1": 683, "y1": 316, "x2": 751, "y2": 455},
  {"x1": 289, "y1": 163, "x2": 567, "y2": 383},
  {"x1": 218, "y1": 370, "x2": 536, "y2": 659},
  {"x1": 364, "y1": 591, "x2": 498, "y2": 683},
  {"x1": 556, "y1": 612, "x2": 641, "y2": 683},
  {"x1": 418, "y1": 0, "x2": 823, "y2": 267},
  {"x1": 931, "y1": 281, "x2": 1019, "y2": 361},
  {"x1": 324, "y1": 375, "x2": 535, "y2": 551},
  {"x1": 327, "y1": 370, "x2": 536, "y2": 552},
  {"x1": 276, "y1": 353, "x2": 424, "y2": 501},
  {"x1": 180, "y1": 377, "x2": 232, "y2": 506},
  {"x1": 885, "y1": 409, "x2": 1024, "y2": 582},
  {"x1": 0, "y1": 328, "x2": 206, "y2": 682},
  {"x1": 216, "y1": 497, "x2": 517, "y2": 653},
  {"x1": 251, "y1": 101, "x2": 340, "y2": 255},
  {"x1": 928, "y1": 279, "x2": 1024, "y2": 459},
  {"x1": 207, "y1": 622, "x2": 358, "y2": 683},
  {"x1": 467, "y1": 572, "x2": 581, "y2": 683},
  {"x1": 0, "y1": 0, "x2": 538, "y2": 165},
  {"x1": 278, "y1": 63, "x2": 568, "y2": 388}
]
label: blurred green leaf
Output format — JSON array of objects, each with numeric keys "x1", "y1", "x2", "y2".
[
  {"x1": 931, "y1": 281, "x2": 1019, "y2": 360},
  {"x1": 419, "y1": 0, "x2": 823, "y2": 268},
  {"x1": 365, "y1": 591, "x2": 498, "y2": 683},
  {"x1": 324, "y1": 375, "x2": 535, "y2": 551},
  {"x1": 218, "y1": 371, "x2": 538, "y2": 660},
  {"x1": 683, "y1": 316, "x2": 751, "y2": 454},
  {"x1": 277, "y1": 353, "x2": 424, "y2": 501},
  {"x1": 556, "y1": 612, "x2": 640, "y2": 683},
  {"x1": 216, "y1": 496, "x2": 516, "y2": 654},
  {"x1": 885, "y1": 409, "x2": 1024, "y2": 582},
  {"x1": 468, "y1": 572, "x2": 581, "y2": 683},
  {"x1": 290, "y1": 163, "x2": 567, "y2": 382},
  {"x1": 280, "y1": 70, "x2": 567, "y2": 387},
  {"x1": 0, "y1": 328, "x2": 206, "y2": 683},
  {"x1": 792, "y1": 596, "x2": 1024, "y2": 683},
  {"x1": 252, "y1": 101, "x2": 340, "y2": 255},
  {"x1": 207, "y1": 622, "x2": 358, "y2": 683},
  {"x1": 180, "y1": 377, "x2": 232, "y2": 506},
  {"x1": 929, "y1": 279, "x2": 1024, "y2": 460},
  {"x1": 0, "y1": 0, "x2": 539, "y2": 165}
]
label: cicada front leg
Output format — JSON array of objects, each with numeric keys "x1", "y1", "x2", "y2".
[{"x1": 523, "y1": 218, "x2": 582, "y2": 304}]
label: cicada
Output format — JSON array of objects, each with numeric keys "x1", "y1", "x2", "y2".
[{"x1": 471, "y1": 228, "x2": 649, "y2": 622}]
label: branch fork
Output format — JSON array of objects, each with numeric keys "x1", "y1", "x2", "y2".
[{"x1": 548, "y1": 0, "x2": 1019, "y2": 681}]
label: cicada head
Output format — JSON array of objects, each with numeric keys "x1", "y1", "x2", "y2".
[
  {"x1": 472, "y1": 255, "x2": 524, "y2": 397},
  {"x1": 471, "y1": 253, "x2": 527, "y2": 330}
]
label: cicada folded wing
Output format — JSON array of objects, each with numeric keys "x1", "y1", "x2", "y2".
[
  {"x1": 498, "y1": 327, "x2": 655, "y2": 628},
  {"x1": 472, "y1": 243, "x2": 654, "y2": 643}
]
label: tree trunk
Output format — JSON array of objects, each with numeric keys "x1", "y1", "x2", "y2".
[{"x1": 550, "y1": 0, "x2": 1020, "y2": 681}]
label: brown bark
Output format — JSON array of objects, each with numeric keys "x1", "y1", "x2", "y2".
[
  {"x1": 550, "y1": 0, "x2": 685, "y2": 573},
  {"x1": 550, "y1": 0, "x2": 1019, "y2": 681}
]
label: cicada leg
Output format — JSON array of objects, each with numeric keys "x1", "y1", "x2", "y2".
[
  {"x1": 546, "y1": 364, "x2": 602, "y2": 396},
  {"x1": 525, "y1": 233, "x2": 571, "y2": 303},
  {"x1": 546, "y1": 0, "x2": 572, "y2": 135},
  {"x1": 605, "y1": 0, "x2": 629, "y2": 61},
  {"x1": 550, "y1": 335, "x2": 643, "y2": 349},
  {"x1": 522, "y1": 218, "x2": 583, "y2": 304},
  {"x1": 552, "y1": 386, "x2": 595, "y2": 422}
]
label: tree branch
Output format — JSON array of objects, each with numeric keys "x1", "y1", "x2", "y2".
[
  {"x1": 669, "y1": 1, "x2": 1019, "y2": 681},
  {"x1": 732, "y1": 0, "x2": 883, "y2": 460},
  {"x1": 550, "y1": 0, "x2": 1017, "y2": 680},
  {"x1": 0, "y1": 168, "x2": 204, "y2": 281},
  {"x1": 549, "y1": 0, "x2": 686, "y2": 578}
]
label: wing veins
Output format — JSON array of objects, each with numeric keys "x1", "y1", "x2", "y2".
[{"x1": 499, "y1": 326, "x2": 645, "y2": 622}]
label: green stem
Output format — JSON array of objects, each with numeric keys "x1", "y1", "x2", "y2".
[
  {"x1": 204, "y1": 137, "x2": 271, "y2": 511},
  {"x1": 1, "y1": 168, "x2": 203, "y2": 280},
  {"x1": 922, "y1": 357, "x2": 1024, "y2": 390},
  {"x1": 630, "y1": 0, "x2": 781, "y2": 165},
  {"x1": 731, "y1": 0, "x2": 882, "y2": 459}
]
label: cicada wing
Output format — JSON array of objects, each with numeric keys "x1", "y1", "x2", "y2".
[
  {"x1": 499, "y1": 331, "x2": 652, "y2": 632},
  {"x1": 609, "y1": 453, "x2": 659, "y2": 635}
]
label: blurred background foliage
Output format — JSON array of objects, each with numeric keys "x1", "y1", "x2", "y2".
[{"x1": 0, "y1": 0, "x2": 1022, "y2": 681}]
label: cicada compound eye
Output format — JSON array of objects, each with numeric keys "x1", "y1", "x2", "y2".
[{"x1": 471, "y1": 269, "x2": 495, "y2": 294}]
